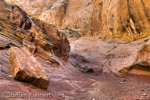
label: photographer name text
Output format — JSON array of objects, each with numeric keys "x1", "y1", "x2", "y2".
[{"x1": 2, "y1": 92, "x2": 51, "y2": 98}]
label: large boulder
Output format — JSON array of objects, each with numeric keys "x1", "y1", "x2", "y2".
[
  {"x1": 9, "y1": 47, "x2": 49, "y2": 89},
  {"x1": 69, "y1": 37, "x2": 150, "y2": 77},
  {"x1": 0, "y1": 1, "x2": 94, "y2": 97},
  {"x1": 0, "y1": 72, "x2": 63, "y2": 100},
  {"x1": 0, "y1": 0, "x2": 70, "y2": 89}
]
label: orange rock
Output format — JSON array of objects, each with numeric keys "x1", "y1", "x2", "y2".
[
  {"x1": 9, "y1": 47, "x2": 50, "y2": 89},
  {"x1": 9, "y1": 0, "x2": 150, "y2": 42}
]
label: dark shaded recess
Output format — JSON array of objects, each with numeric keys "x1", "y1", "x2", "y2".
[
  {"x1": 24, "y1": 21, "x2": 32, "y2": 30},
  {"x1": 99, "y1": 2, "x2": 103, "y2": 6},
  {"x1": 64, "y1": 3, "x2": 68, "y2": 14},
  {"x1": 129, "y1": 64, "x2": 150, "y2": 72},
  {"x1": 86, "y1": 69, "x2": 94, "y2": 73},
  {"x1": 144, "y1": 39, "x2": 149, "y2": 42},
  {"x1": 34, "y1": 44, "x2": 37, "y2": 53},
  {"x1": 19, "y1": 17, "x2": 25, "y2": 28},
  {"x1": 15, "y1": 71, "x2": 48, "y2": 89},
  {"x1": 12, "y1": 5, "x2": 14, "y2": 11},
  {"x1": 0, "y1": 45, "x2": 10, "y2": 50},
  {"x1": 41, "y1": 23, "x2": 47, "y2": 35},
  {"x1": 136, "y1": 26, "x2": 142, "y2": 34},
  {"x1": 127, "y1": 0, "x2": 136, "y2": 24},
  {"x1": 109, "y1": 28, "x2": 113, "y2": 32},
  {"x1": 121, "y1": 26, "x2": 126, "y2": 32},
  {"x1": 127, "y1": 19, "x2": 130, "y2": 23},
  {"x1": 30, "y1": 37, "x2": 35, "y2": 42}
]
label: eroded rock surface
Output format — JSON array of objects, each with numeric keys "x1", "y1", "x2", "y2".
[
  {"x1": 0, "y1": 1, "x2": 70, "y2": 62},
  {"x1": 9, "y1": 47, "x2": 49, "y2": 89},
  {"x1": 0, "y1": 72, "x2": 63, "y2": 100},
  {"x1": 0, "y1": 0, "x2": 64, "y2": 88},
  {"x1": 9, "y1": 0, "x2": 102, "y2": 36},
  {"x1": 0, "y1": 0, "x2": 70, "y2": 89},
  {"x1": 69, "y1": 37, "x2": 150, "y2": 77},
  {"x1": 9, "y1": 0, "x2": 150, "y2": 42},
  {"x1": 0, "y1": 1, "x2": 95, "y2": 99}
]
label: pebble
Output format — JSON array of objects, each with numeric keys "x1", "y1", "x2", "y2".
[
  {"x1": 143, "y1": 94, "x2": 147, "y2": 96},
  {"x1": 141, "y1": 94, "x2": 149, "y2": 98},
  {"x1": 120, "y1": 82, "x2": 124, "y2": 84}
]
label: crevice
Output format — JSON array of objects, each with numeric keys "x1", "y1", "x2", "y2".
[
  {"x1": 128, "y1": 64, "x2": 150, "y2": 72},
  {"x1": 86, "y1": 69, "x2": 94, "y2": 73},
  {"x1": 140, "y1": 0, "x2": 150, "y2": 23}
]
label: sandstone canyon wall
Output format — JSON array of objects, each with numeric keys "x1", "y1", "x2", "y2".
[
  {"x1": 0, "y1": 1, "x2": 95, "y2": 100},
  {"x1": 1, "y1": 0, "x2": 150, "y2": 99},
  {"x1": 0, "y1": 0, "x2": 70, "y2": 89},
  {"x1": 8, "y1": 0, "x2": 150, "y2": 42},
  {"x1": 8, "y1": 0, "x2": 103, "y2": 37}
]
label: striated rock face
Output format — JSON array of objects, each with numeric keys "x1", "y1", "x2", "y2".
[
  {"x1": 9, "y1": 0, "x2": 150, "y2": 42},
  {"x1": 0, "y1": 1, "x2": 94, "y2": 99},
  {"x1": 9, "y1": 47, "x2": 49, "y2": 89},
  {"x1": 69, "y1": 37, "x2": 150, "y2": 77},
  {"x1": 101, "y1": 0, "x2": 150, "y2": 42},
  {"x1": 9, "y1": 0, "x2": 103, "y2": 36},
  {"x1": 32, "y1": 18, "x2": 70, "y2": 61},
  {"x1": 0, "y1": 0, "x2": 70, "y2": 89},
  {"x1": 0, "y1": 0, "x2": 70, "y2": 61}
]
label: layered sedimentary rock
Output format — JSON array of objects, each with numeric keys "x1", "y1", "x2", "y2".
[
  {"x1": 0, "y1": 1, "x2": 94, "y2": 99},
  {"x1": 0, "y1": 0, "x2": 69, "y2": 89},
  {"x1": 9, "y1": 0, "x2": 102, "y2": 36},
  {"x1": 101, "y1": 0, "x2": 150, "y2": 42},
  {"x1": 9, "y1": 47, "x2": 49, "y2": 89},
  {"x1": 32, "y1": 18, "x2": 70, "y2": 61},
  {"x1": 0, "y1": 2, "x2": 70, "y2": 60},
  {"x1": 9, "y1": 0, "x2": 150, "y2": 42},
  {"x1": 0, "y1": 0, "x2": 70, "y2": 62},
  {"x1": 69, "y1": 37, "x2": 150, "y2": 77}
]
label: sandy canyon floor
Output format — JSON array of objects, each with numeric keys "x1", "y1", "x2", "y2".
[{"x1": 57, "y1": 72, "x2": 150, "y2": 100}]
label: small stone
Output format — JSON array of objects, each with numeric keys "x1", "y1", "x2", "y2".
[
  {"x1": 120, "y1": 82, "x2": 124, "y2": 84},
  {"x1": 8, "y1": 75, "x2": 13, "y2": 78},
  {"x1": 141, "y1": 94, "x2": 149, "y2": 98},
  {"x1": 143, "y1": 94, "x2": 147, "y2": 96}
]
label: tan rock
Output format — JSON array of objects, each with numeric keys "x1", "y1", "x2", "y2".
[
  {"x1": 0, "y1": 72, "x2": 63, "y2": 100},
  {"x1": 32, "y1": 18, "x2": 70, "y2": 61},
  {"x1": 0, "y1": 1, "x2": 70, "y2": 62},
  {"x1": 9, "y1": 0, "x2": 150, "y2": 42},
  {"x1": 9, "y1": 0, "x2": 102, "y2": 36},
  {"x1": 0, "y1": 1, "x2": 94, "y2": 96},
  {"x1": 69, "y1": 37, "x2": 150, "y2": 77},
  {"x1": 22, "y1": 40, "x2": 36, "y2": 54},
  {"x1": 9, "y1": 47, "x2": 49, "y2": 89}
]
